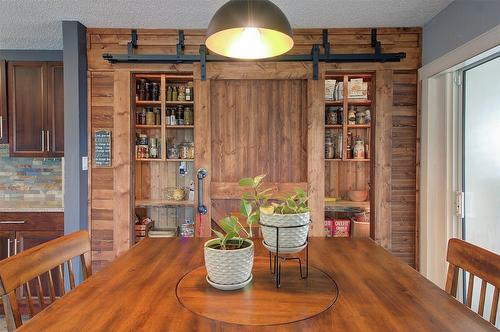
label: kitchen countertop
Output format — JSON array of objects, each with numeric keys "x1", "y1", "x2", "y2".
[{"x1": 0, "y1": 199, "x2": 64, "y2": 213}]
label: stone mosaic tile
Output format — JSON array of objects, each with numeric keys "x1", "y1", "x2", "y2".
[{"x1": 0, "y1": 144, "x2": 62, "y2": 200}]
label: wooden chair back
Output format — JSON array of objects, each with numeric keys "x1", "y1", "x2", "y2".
[
  {"x1": 0, "y1": 230, "x2": 91, "y2": 331},
  {"x1": 445, "y1": 238, "x2": 500, "y2": 326}
]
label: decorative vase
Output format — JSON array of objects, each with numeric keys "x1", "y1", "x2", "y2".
[
  {"x1": 204, "y1": 238, "x2": 254, "y2": 289},
  {"x1": 260, "y1": 212, "x2": 310, "y2": 250}
]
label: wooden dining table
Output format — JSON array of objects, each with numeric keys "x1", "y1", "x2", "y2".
[{"x1": 19, "y1": 237, "x2": 496, "y2": 331}]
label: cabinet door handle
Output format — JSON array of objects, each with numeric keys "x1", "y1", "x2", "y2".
[
  {"x1": 14, "y1": 239, "x2": 17, "y2": 255},
  {"x1": 41, "y1": 130, "x2": 45, "y2": 151},
  {"x1": 0, "y1": 115, "x2": 3, "y2": 139},
  {"x1": 7, "y1": 238, "x2": 10, "y2": 257},
  {"x1": 46, "y1": 130, "x2": 50, "y2": 152},
  {"x1": 0, "y1": 220, "x2": 25, "y2": 224}
]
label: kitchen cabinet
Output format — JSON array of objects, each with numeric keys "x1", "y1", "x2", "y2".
[
  {"x1": 0, "y1": 61, "x2": 7, "y2": 144},
  {"x1": 0, "y1": 212, "x2": 64, "y2": 313},
  {"x1": 8, "y1": 61, "x2": 64, "y2": 157}
]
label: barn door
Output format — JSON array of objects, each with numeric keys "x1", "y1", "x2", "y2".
[{"x1": 194, "y1": 63, "x2": 324, "y2": 237}]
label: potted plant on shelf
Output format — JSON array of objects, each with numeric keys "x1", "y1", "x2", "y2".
[
  {"x1": 239, "y1": 175, "x2": 310, "y2": 253},
  {"x1": 204, "y1": 216, "x2": 254, "y2": 290}
]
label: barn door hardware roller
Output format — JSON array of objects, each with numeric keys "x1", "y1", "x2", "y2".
[{"x1": 103, "y1": 28, "x2": 405, "y2": 80}]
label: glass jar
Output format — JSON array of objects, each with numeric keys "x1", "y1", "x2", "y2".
[
  {"x1": 348, "y1": 106, "x2": 356, "y2": 125},
  {"x1": 138, "y1": 108, "x2": 146, "y2": 125},
  {"x1": 145, "y1": 107, "x2": 155, "y2": 125},
  {"x1": 185, "y1": 82, "x2": 193, "y2": 101},
  {"x1": 325, "y1": 142, "x2": 334, "y2": 159},
  {"x1": 167, "y1": 86, "x2": 173, "y2": 101},
  {"x1": 136, "y1": 145, "x2": 149, "y2": 159},
  {"x1": 184, "y1": 107, "x2": 193, "y2": 125},
  {"x1": 145, "y1": 82, "x2": 151, "y2": 100},
  {"x1": 179, "y1": 142, "x2": 190, "y2": 159},
  {"x1": 167, "y1": 144, "x2": 179, "y2": 159},
  {"x1": 179, "y1": 220, "x2": 194, "y2": 237},
  {"x1": 138, "y1": 79, "x2": 146, "y2": 100},
  {"x1": 356, "y1": 110, "x2": 366, "y2": 124},
  {"x1": 326, "y1": 106, "x2": 338, "y2": 125},
  {"x1": 149, "y1": 137, "x2": 158, "y2": 159},
  {"x1": 154, "y1": 107, "x2": 161, "y2": 125},
  {"x1": 151, "y1": 82, "x2": 160, "y2": 101},
  {"x1": 172, "y1": 86, "x2": 178, "y2": 101},
  {"x1": 335, "y1": 133, "x2": 343, "y2": 159},
  {"x1": 176, "y1": 106, "x2": 184, "y2": 125},
  {"x1": 187, "y1": 142, "x2": 195, "y2": 159},
  {"x1": 177, "y1": 86, "x2": 186, "y2": 101},
  {"x1": 353, "y1": 138, "x2": 365, "y2": 159}
]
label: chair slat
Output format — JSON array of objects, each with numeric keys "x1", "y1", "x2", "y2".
[
  {"x1": 24, "y1": 282, "x2": 35, "y2": 317},
  {"x1": 0, "y1": 231, "x2": 91, "y2": 330},
  {"x1": 36, "y1": 276, "x2": 45, "y2": 310},
  {"x1": 445, "y1": 263, "x2": 459, "y2": 296},
  {"x1": 490, "y1": 287, "x2": 499, "y2": 325},
  {"x1": 47, "y1": 270, "x2": 56, "y2": 303},
  {"x1": 477, "y1": 280, "x2": 487, "y2": 316},
  {"x1": 2, "y1": 291, "x2": 22, "y2": 332},
  {"x1": 57, "y1": 264, "x2": 65, "y2": 296},
  {"x1": 446, "y1": 238, "x2": 500, "y2": 327},
  {"x1": 466, "y1": 273, "x2": 474, "y2": 308},
  {"x1": 67, "y1": 259, "x2": 76, "y2": 290}
]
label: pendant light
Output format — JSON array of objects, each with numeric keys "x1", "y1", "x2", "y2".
[{"x1": 206, "y1": 0, "x2": 294, "y2": 59}]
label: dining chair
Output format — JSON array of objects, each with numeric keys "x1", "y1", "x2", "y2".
[
  {"x1": 0, "y1": 230, "x2": 92, "y2": 331},
  {"x1": 445, "y1": 238, "x2": 500, "y2": 326}
]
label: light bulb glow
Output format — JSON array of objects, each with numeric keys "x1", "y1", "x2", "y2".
[
  {"x1": 206, "y1": 27, "x2": 294, "y2": 59},
  {"x1": 228, "y1": 28, "x2": 267, "y2": 59}
]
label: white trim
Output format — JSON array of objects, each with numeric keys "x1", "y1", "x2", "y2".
[{"x1": 419, "y1": 24, "x2": 500, "y2": 286}]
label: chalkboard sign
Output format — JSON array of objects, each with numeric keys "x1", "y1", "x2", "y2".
[{"x1": 94, "y1": 130, "x2": 112, "y2": 167}]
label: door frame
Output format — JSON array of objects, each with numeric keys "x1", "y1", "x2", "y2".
[{"x1": 193, "y1": 62, "x2": 325, "y2": 237}]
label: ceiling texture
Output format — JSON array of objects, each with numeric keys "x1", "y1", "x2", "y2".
[{"x1": 0, "y1": 0, "x2": 453, "y2": 49}]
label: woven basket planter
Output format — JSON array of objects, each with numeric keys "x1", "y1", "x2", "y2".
[
  {"x1": 260, "y1": 212, "x2": 310, "y2": 249},
  {"x1": 204, "y1": 238, "x2": 254, "y2": 286}
]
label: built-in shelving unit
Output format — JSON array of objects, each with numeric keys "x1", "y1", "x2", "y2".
[
  {"x1": 133, "y1": 73, "x2": 195, "y2": 239},
  {"x1": 324, "y1": 73, "x2": 374, "y2": 237}
]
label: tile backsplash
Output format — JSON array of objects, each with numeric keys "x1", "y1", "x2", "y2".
[{"x1": 0, "y1": 144, "x2": 63, "y2": 200}]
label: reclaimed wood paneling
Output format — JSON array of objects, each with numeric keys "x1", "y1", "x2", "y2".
[
  {"x1": 88, "y1": 27, "x2": 421, "y2": 268},
  {"x1": 89, "y1": 72, "x2": 114, "y2": 272}
]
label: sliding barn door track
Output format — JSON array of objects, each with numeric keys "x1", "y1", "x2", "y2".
[{"x1": 102, "y1": 29, "x2": 406, "y2": 80}]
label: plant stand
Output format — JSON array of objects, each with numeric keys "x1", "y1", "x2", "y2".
[{"x1": 260, "y1": 220, "x2": 311, "y2": 288}]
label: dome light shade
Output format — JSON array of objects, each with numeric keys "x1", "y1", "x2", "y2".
[{"x1": 206, "y1": 0, "x2": 294, "y2": 59}]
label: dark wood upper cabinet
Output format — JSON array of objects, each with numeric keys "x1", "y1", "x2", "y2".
[
  {"x1": 7, "y1": 61, "x2": 63, "y2": 157},
  {"x1": 0, "y1": 61, "x2": 8, "y2": 144},
  {"x1": 47, "y1": 63, "x2": 64, "y2": 157}
]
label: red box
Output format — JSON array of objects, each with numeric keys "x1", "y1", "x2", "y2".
[{"x1": 325, "y1": 219, "x2": 351, "y2": 237}]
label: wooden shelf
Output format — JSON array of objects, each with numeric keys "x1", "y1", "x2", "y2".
[
  {"x1": 325, "y1": 100, "x2": 343, "y2": 106},
  {"x1": 136, "y1": 100, "x2": 161, "y2": 106},
  {"x1": 135, "y1": 158, "x2": 165, "y2": 162},
  {"x1": 346, "y1": 159, "x2": 370, "y2": 162},
  {"x1": 166, "y1": 159, "x2": 194, "y2": 162},
  {"x1": 347, "y1": 99, "x2": 371, "y2": 106},
  {"x1": 166, "y1": 101, "x2": 194, "y2": 106},
  {"x1": 325, "y1": 124, "x2": 342, "y2": 129},
  {"x1": 325, "y1": 159, "x2": 342, "y2": 162},
  {"x1": 325, "y1": 200, "x2": 370, "y2": 210},
  {"x1": 135, "y1": 200, "x2": 194, "y2": 208},
  {"x1": 135, "y1": 74, "x2": 161, "y2": 80},
  {"x1": 136, "y1": 125, "x2": 161, "y2": 129},
  {"x1": 166, "y1": 125, "x2": 194, "y2": 129},
  {"x1": 347, "y1": 124, "x2": 371, "y2": 129}
]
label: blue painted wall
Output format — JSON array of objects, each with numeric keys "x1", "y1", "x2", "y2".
[{"x1": 423, "y1": 0, "x2": 500, "y2": 65}]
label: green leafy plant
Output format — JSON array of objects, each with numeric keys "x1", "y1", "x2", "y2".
[
  {"x1": 238, "y1": 174, "x2": 275, "y2": 237},
  {"x1": 210, "y1": 216, "x2": 250, "y2": 250},
  {"x1": 210, "y1": 175, "x2": 310, "y2": 244}
]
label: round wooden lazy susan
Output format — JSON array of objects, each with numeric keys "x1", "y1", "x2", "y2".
[{"x1": 176, "y1": 257, "x2": 339, "y2": 326}]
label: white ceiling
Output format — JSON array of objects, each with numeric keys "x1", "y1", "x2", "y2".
[{"x1": 0, "y1": 0, "x2": 453, "y2": 49}]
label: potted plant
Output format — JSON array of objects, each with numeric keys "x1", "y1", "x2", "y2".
[
  {"x1": 239, "y1": 175, "x2": 310, "y2": 252},
  {"x1": 204, "y1": 216, "x2": 254, "y2": 290}
]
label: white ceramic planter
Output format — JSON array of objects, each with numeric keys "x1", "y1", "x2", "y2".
[
  {"x1": 204, "y1": 238, "x2": 254, "y2": 287},
  {"x1": 260, "y1": 212, "x2": 310, "y2": 249}
]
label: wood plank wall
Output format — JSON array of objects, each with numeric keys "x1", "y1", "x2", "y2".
[{"x1": 87, "y1": 28, "x2": 421, "y2": 270}]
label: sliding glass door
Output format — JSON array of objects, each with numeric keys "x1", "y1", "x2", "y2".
[{"x1": 462, "y1": 54, "x2": 500, "y2": 326}]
